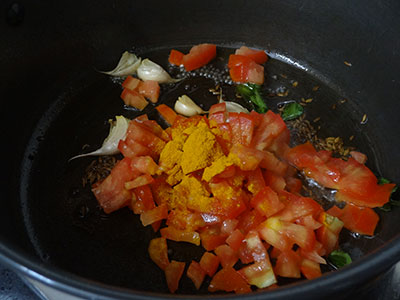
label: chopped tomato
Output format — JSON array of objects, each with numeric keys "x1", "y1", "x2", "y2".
[
  {"x1": 165, "y1": 260, "x2": 185, "y2": 293},
  {"x1": 138, "y1": 80, "x2": 160, "y2": 103},
  {"x1": 228, "y1": 54, "x2": 264, "y2": 84},
  {"x1": 263, "y1": 170, "x2": 286, "y2": 192},
  {"x1": 92, "y1": 158, "x2": 135, "y2": 214},
  {"x1": 258, "y1": 219, "x2": 293, "y2": 251},
  {"x1": 182, "y1": 44, "x2": 217, "y2": 71},
  {"x1": 235, "y1": 46, "x2": 268, "y2": 64},
  {"x1": 252, "y1": 110, "x2": 287, "y2": 151},
  {"x1": 350, "y1": 151, "x2": 367, "y2": 164},
  {"x1": 122, "y1": 75, "x2": 141, "y2": 90},
  {"x1": 209, "y1": 102, "x2": 226, "y2": 115},
  {"x1": 238, "y1": 259, "x2": 277, "y2": 288},
  {"x1": 148, "y1": 237, "x2": 169, "y2": 270},
  {"x1": 230, "y1": 143, "x2": 264, "y2": 171},
  {"x1": 200, "y1": 225, "x2": 228, "y2": 251},
  {"x1": 125, "y1": 174, "x2": 154, "y2": 190},
  {"x1": 199, "y1": 252, "x2": 220, "y2": 277},
  {"x1": 160, "y1": 226, "x2": 201, "y2": 246},
  {"x1": 156, "y1": 104, "x2": 179, "y2": 126},
  {"x1": 300, "y1": 258, "x2": 322, "y2": 280},
  {"x1": 126, "y1": 121, "x2": 166, "y2": 155},
  {"x1": 187, "y1": 261, "x2": 206, "y2": 290},
  {"x1": 274, "y1": 250, "x2": 301, "y2": 278},
  {"x1": 250, "y1": 186, "x2": 285, "y2": 217},
  {"x1": 168, "y1": 49, "x2": 184, "y2": 66},
  {"x1": 131, "y1": 156, "x2": 159, "y2": 175},
  {"x1": 281, "y1": 221, "x2": 316, "y2": 251},
  {"x1": 215, "y1": 244, "x2": 238, "y2": 268},
  {"x1": 285, "y1": 176, "x2": 303, "y2": 193},
  {"x1": 120, "y1": 88, "x2": 148, "y2": 110},
  {"x1": 220, "y1": 219, "x2": 239, "y2": 235},
  {"x1": 118, "y1": 139, "x2": 152, "y2": 159},
  {"x1": 208, "y1": 267, "x2": 251, "y2": 294},
  {"x1": 327, "y1": 203, "x2": 379, "y2": 236},
  {"x1": 133, "y1": 185, "x2": 155, "y2": 211},
  {"x1": 275, "y1": 194, "x2": 323, "y2": 222},
  {"x1": 245, "y1": 168, "x2": 266, "y2": 195},
  {"x1": 244, "y1": 230, "x2": 268, "y2": 262},
  {"x1": 140, "y1": 204, "x2": 168, "y2": 226},
  {"x1": 226, "y1": 229, "x2": 245, "y2": 251}
]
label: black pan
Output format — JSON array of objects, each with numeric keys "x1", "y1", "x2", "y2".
[{"x1": 1, "y1": 0, "x2": 399, "y2": 299}]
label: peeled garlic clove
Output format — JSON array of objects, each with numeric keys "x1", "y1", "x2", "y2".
[
  {"x1": 174, "y1": 95, "x2": 207, "y2": 117},
  {"x1": 101, "y1": 51, "x2": 141, "y2": 76},
  {"x1": 137, "y1": 59, "x2": 180, "y2": 83},
  {"x1": 224, "y1": 101, "x2": 249, "y2": 113},
  {"x1": 69, "y1": 116, "x2": 130, "y2": 161}
]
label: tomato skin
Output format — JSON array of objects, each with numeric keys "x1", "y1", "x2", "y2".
[
  {"x1": 160, "y1": 226, "x2": 201, "y2": 246},
  {"x1": 156, "y1": 104, "x2": 178, "y2": 126},
  {"x1": 327, "y1": 203, "x2": 379, "y2": 236},
  {"x1": 168, "y1": 49, "x2": 184, "y2": 66},
  {"x1": 187, "y1": 261, "x2": 206, "y2": 290},
  {"x1": 208, "y1": 267, "x2": 252, "y2": 294},
  {"x1": 199, "y1": 252, "x2": 220, "y2": 277},
  {"x1": 120, "y1": 88, "x2": 148, "y2": 110},
  {"x1": 209, "y1": 102, "x2": 226, "y2": 114},
  {"x1": 182, "y1": 44, "x2": 217, "y2": 71},
  {"x1": 165, "y1": 260, "x2": 185, "y2": 293},
  {"x1": 92, "y1": 158, "x2": 135, "y2": 214},
  {"x1": 235, "y1": 46, "x2": 268, "y2": 64},
  {"x1": 148, "y1": 237, "x2": 169, "y2": 270}
]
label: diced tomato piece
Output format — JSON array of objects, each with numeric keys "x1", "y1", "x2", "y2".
[
  {"x1": 228, "y1": 54, "x2": 255, "y2": 68},
  {"x1": 199, "y1": 252, "x2": 220, "y2": 277},
  {"x1": 245, "y1": 168, "x2": 266, "y2": 195},
  {"x1": 140, "y1": 204, "x2": 168, "y2": 226},
  {"x1": 226, "y1": 229, "x2": 245, "y2": 251},
  {"x1": 296, "y1": 214, "x2": 322, "y2": 230},
  {"x1": 137, "y1": 119, "x2": 170, "y2": 142},
  {"x1": 122, "y1": 75, "x2": 141, "y2": 90},
  {"x1": 156, "y1": 104, "x2": 178, "y2": 126},
  {"x1": 209, "y1": 102, "x2": 226, "y2": 114},
  {"x1": 138, "y1": 80, "x2": 160, "y2": 103},
  {"x1": 235, "y1": 46, "x2": 268, "y2": 64},
  {"x1": 316, "y1": 225, "x2": 338, "y2": 255},
  {"x1": 229, "y1": 143, "x2": 264, "y2": 171},
  {"x1": 215, "y1": 244, "x2": 239, "y2": 268},
  {"x1": 318, "y1": 211, "x2": 344, "y2": 235},
  {"x1": 252, "y1": 110, "x2": 287, "y2": 151},
  {"x1": 125, "y1": 174, "x2": 154, "y2": 190},
  {"x1": 285, "y1": 176, "x2": 303, "y2": 193},
  {"x1": 228, "y1": 54, "x2": 264, "y2": 84},
  {"x1": 131, "y1": 156, "x2": 159, "y2": 175},
  {"x1": 350, "y1": 151, "x2": 367, "y2": 164},
  {"x1": 209, "y1": 111, "x2": 226, "y2": 124},
  {"x1": 166, "y1": 209, "x2": 205, "y2": 232},
  {"x1": 275, "y1": 194, "x2": 323, "y2": 222},
  {"x1": 134, "y1": 185, "x2": 155, "y2": 211},
  {"x1": 160, "y1": 226, "x2": 201, "y2": 246},
  {"x1": 260, "y1": 151, "x2": 288, "y2": 176},
  {"x1": 238, "y1": 258, "x2": 277, "y2": 288},
  {"x1": 148, "y1": 237, "x2": 169, "y2": 270},
  {"x1": 208, "y1": 267, "x2": 251, "y2": 294},
  {"x1": 258, "y1": 219, "x2": 293, "y2": 251},
  {"x1": 165, "y1": 260, "x2": 185, "y2": 293},
  {"x1": 182, "y1": 44, "x2": 217, "y2": 71},
  {"x1": 274, "y1": 250, "x2": 301, "y2": 278},
  {"x1": 92, "y1": 158, "x2": 135, "y2": 214},
  {"x1": 244, "y1": 230, "x2": 268, "y2": 262},
  {"x1": 327, "y1": 203, "x2": 379, "y2": 236},
  {"x1": 263, "y1": 170, "x2": 286, "y2": 192},
  {"x1": 120, "y1": 88, "x2": 148, "y2": 110},
  {"x1": 299, "y1": 243, "x2": 327, "y2": 265},
  {"x1": 187, "y1": 261, "x2": 206, "y2": 290},
  {"x1": 221, "y1": 219, "x2": 239, "y2": 235},
  {"x1": 281, "y1": 221, "x2": 316, "y2": 251},
  {"x1": 239, "y1": 112, "x2": 255, "y2": 146},
  {"x1": 126, "y1": 121, "x2": 166, "y2": 155},
  {"x1": 168, "y1": 49, "x2": 184, "y2": 66},
  {"x1": 250, "y1": 186, "x2": 285, "y2": 217},
  {"x1": 237, "y1": 209, "x2": 265, "y2": 234},
  {"x1": 200, "y1": 226, "x2": 228, "y2": 251},
  {"x1": 300, "y1": 258, "x2": 322, "y2": 280}
]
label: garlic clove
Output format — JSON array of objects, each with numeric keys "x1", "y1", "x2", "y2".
[
  {"x1": 69, "y1": 116, "x2": 130, "y2": 161},
  {"x1": 174, "y1": 95, "x2": 207, "y2": 117},
  {"x1": 137, "y1": 59, "x2": 181, "y2": 83},
  {"x1": 100, "y1": 51, "x2": 142, "y2": 77}
]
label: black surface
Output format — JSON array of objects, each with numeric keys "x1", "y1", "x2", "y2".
[{"x1": 0, "y1": 0, "x2": 399, "y2": 299}]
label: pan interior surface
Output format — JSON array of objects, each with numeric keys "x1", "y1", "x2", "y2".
[{"x1": 18, "y1": 45, "x2": 400, "y2": 295}]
